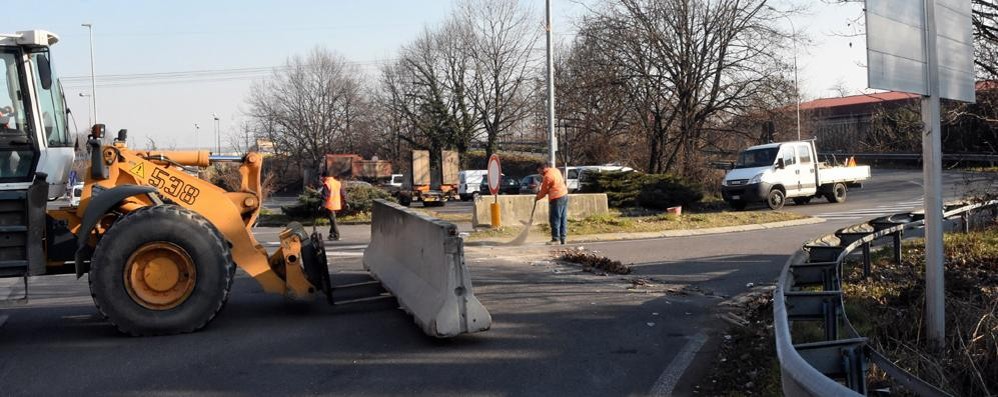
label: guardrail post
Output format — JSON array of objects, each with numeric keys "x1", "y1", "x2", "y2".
[
  {"x1": 892, "y1": 231, "x2": 903, "y2": 265},
  {"x1": 961, "y1": 211, "x2": 970, "y2": 233},
  {"x1": 823, "y1": 300, "x2": 838, "y2": 341},
  {"x1": 862, "y1": 243, "x2": 871, "y2": 279}
]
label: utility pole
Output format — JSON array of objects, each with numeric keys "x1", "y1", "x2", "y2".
[
  {"x1": 545, "y1": 0, "x2": 557, "y2": 167},
  {"x1": 81, "y1": 23, "x2": 97, "y2": 125},
  {"x1": 921, "y1": 0, "x2": 945, "y2": 349}
]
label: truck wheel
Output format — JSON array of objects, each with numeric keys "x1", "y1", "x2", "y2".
[
  {"x1": 729, "y1": 200, "x2": 747, "y2": 211},
  {"x1": 471, "y1": 191, "x2": 480, "y2": 201},
  {"x1": 826, "y1": 183, "x2": 847, "y2": 203},
  {"x1": 792, "y1": 197, "x2": 812, "y2": 205},
  {"x1": 767, "y1": 189, "x2": 786, "y2": 210},
  {"x1": 89, "y1": 205, "x2": 235, "y2": 336},
  {"x1": 399, "y1": 196, "x2": 411, "y2": 207}
]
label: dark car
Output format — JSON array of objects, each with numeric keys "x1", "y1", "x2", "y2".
[
  {"x1": 478, "y1": 174, "x2": 520, "y2": 195},
  {"x1": 519, "y1": 174, "x2": 542, "y2": 195}
]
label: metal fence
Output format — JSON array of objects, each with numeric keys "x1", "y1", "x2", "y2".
[{"x1": 774, "y1": 200, "x2": 998, "y2": 396}]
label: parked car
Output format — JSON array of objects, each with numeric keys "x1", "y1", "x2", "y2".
[
  {"x1": 519, "y1": 174, "x2": 542, "y2": 195},
  {"x1": 459, "y1": 170, "x2": 488, "y2": 201},
  {"x1": 69, "y1": 183, "x2": 84, "y2": 207},
  {"x1": 565, "y1": 165, "x2": 635, "y2": 192},
  {"x1": 478, "y1": 174, "x2": 520, "y2": 195}
]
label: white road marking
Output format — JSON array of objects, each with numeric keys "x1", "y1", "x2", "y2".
[
  {"x1": 327, "y1": 252, "x2": 364, "y2": 258},
  {"x1": 649, "y1": 331, "x2": 709, "y2": 397}
]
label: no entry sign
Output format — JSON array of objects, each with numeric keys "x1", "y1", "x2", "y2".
[{"x1": 487, "y1": 155, "x2": 501, "y2": 195}]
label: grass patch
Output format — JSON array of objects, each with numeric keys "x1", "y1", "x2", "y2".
[
  {"x1": 841, "y1": 226, "x2": 998, "y2": 396},
  {"x1": 966, "y1": 166, "x2": 998, "y2": 173},
  {"x1": 257, "y1": 212, "x2": 371, "y2": 227},
  {"x1": 543, "y1": 210, "x2": 806, "y2": 236},
  {"x1": 467, "y1": 226, "x2": 522, "y2": 240},
  {"x1": 411, "y1": 208, "x2": 473, "y2": 223}
]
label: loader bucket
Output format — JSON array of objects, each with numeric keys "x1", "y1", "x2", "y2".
[{"x1": 283, "y1": 222, "x2": 333, "y2": 303}]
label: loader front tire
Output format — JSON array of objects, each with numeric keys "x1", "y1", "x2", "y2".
[{"x1": 89, "y1": 205, "x2": 235, "y2": 336}]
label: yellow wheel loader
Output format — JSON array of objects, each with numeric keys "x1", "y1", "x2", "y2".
[{"x1": 1, "y1": 31, "x2": 332, "y2": 335}]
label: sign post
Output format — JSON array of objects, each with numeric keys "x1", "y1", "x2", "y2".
[
  {"x1": 866, "y1": 0, "x2": 975, "y2": 348},
  {"x1": 487, "y1": 155, "x2": 502, "y2": 228}
]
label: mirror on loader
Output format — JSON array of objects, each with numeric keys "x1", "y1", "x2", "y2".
[
  {"x1": 90, "y1": 123, "x2": 105, "y2": 139},
  {"x1": 35, "y1": 53, "x2": 52, "y2": 90}
]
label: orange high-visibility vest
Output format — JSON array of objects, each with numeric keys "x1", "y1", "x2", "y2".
[{"x1": 323, "y1": 177, "x2": 342, "y2": 211}]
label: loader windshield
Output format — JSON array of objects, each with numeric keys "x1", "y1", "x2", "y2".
[{"x1": 0, "y1": 50, "x2": 36, "y2": 181}]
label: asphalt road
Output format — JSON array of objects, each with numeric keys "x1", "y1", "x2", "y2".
[{"x1": 0, "y1": 168, "x2": 990, "y2": 396}]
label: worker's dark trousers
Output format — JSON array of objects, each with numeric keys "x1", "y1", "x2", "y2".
[
  {"x1": 326, "y1": 209, "x2": 340, "y2": 239},
  {"x1": 549, "y1": 196, "x2": 568, "y2": 243}
]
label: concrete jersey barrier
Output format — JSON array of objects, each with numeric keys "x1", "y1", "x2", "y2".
[
  {"x1": 364, "y1": 199, "x2": 492, "y2": 337},
  {"x1": 471, "y1": 193, "x2": 609, "y2": 227}
]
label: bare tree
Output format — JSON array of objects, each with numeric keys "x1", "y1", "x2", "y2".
[
  {"x1": 458, "y1": 0, "x2": 539, "y2": 158},
  {"x1": 581, "y1": 0, "x2": 793, "y2": 177},
  {"x1": 246, "y1": 47, "x2": 367, "y2": 171}
]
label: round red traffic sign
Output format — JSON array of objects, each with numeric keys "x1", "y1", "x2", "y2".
[{"x1": 487, "y1": 154, "x2": 502, "y2": 195}]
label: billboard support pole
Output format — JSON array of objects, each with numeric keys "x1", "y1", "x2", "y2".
[{"x1": 921, "y1": 0, "x2": 945, "y2": 349}]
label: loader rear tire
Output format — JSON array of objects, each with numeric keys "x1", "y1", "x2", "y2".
[{"x1": 89, "y1": 205, "x2": 235, "y2": 336}]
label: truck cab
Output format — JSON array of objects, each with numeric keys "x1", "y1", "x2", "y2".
[{"x1": 721, "y1": 140, "x2": 870, "y2": 210}]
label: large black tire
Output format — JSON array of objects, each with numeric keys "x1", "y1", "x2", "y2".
[
  {"x1": 767, "y1": 188, "x2": 786, "y2": 210},
  {"x1": 89, "y1": 205, "x2": 235, "y2": 336},
  {"x1": 398, "y1": 196, "x2": 412, "y2": 207},
  {"x1": 729, "y1": 200, "x2": 747, "y2": 211},
  {"x1": 826, "y1": 183, "x2": 847, "y2": 203}
]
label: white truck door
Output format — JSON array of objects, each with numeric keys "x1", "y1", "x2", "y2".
[
  {"x1": 776, "y1": 145, "x2": 800, "y2": 197},
  {"x1": 796, "y1": 143, "x2": 818, "y2": 196}
]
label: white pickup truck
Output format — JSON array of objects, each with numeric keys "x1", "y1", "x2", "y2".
[{"x1": 720, "y1": 141, "x2": 871, "y2": 210}]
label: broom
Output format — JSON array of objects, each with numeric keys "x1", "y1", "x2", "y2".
[{"x1": 507, "y1": 200, "x2": 539, "y2": 246}]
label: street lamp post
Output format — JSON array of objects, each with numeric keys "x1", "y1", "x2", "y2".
[
  {"x1": 78, "y1": 92, "x2": 92, "y2": 126},
  {"x1": 81, "y1": 23, "x2": 97, "y2": 126},
  {"x1": 211, "y1": 114, "x2": 220, "y2": 154},
  {"x1": 767, "y1": 8, "x2": 801, "y2": 141},
  {"x1": 545, "y1": 0, "x2": 557, "y2": 167}
]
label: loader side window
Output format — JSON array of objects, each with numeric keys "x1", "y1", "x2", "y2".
[{"x1": 31, "y1": 51, "x2": 72, "y2": 148}]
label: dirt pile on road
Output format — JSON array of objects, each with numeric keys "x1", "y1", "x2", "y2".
[{"x1": 554, "y1": 248, "x2": 632, "y2": 275}]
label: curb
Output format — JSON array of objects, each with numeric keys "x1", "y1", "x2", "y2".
[{"x1": 465, "y1": 216, "x2": 825, "y2": 246}]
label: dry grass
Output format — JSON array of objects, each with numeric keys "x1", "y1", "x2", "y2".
[
  {"x1": 544, "y1": 210, "x2": 806, "y2": 236},
  {"x1": 842, "y1": 227, "x2": 998, "y2": 396}
]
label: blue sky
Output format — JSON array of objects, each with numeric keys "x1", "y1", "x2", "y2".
[{"x1": 9, "y1": 0, "x2": 868, "y2": 150}]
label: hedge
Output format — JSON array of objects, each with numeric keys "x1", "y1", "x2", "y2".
[{"x1": 580, "y1": 171, "x2": 703, "y2": 209}]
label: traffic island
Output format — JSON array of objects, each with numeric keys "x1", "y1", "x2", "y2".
[{"x1": 466, "y1": 210, "x2": 819, "y2": 244}]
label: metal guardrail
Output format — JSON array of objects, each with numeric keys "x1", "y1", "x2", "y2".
[
  {"x1": 818, "y1": 152, "x2": 998, "y2": 164},
  {"x1": 774, "y1": 200, "x2": 998, "y2": 396}
]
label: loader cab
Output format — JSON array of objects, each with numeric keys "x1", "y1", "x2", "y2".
[{"x1": 0, "y1": 30, "x2": 75, "y2": 196}]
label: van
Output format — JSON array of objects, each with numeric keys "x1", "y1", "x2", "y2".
[
  {"x1": 458, "y1": 170, "x2": 488, "y2": 201},
  {"x1": 565, "y1": 165, "x2": 634, "y2": 192}
]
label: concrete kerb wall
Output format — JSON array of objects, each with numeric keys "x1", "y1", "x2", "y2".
[
  {"x1": 471, "y1": 194, "x2": 609, "y2": 227},
  {"x1": 363, "y1": 199, "x2": 492, "y2": 337}
]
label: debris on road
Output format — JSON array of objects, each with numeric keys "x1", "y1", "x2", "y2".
[
  {"x1": 693, "y1": 286, "x2": 781, "y2": 395},
  {"x1": 554, "y1": 248, "x2": 632, "y2": 275}
]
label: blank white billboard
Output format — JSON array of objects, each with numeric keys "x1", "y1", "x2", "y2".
[{"x1": 866, "y1": 0, "x2": 975, "y2": 102}]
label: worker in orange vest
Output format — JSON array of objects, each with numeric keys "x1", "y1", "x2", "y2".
[
  {"x1": 320, "y1": 171, "x2": 348, "y2": 241},
  {"x1": 535, "y1": 161, "x2": 569, "y2": 245}
]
